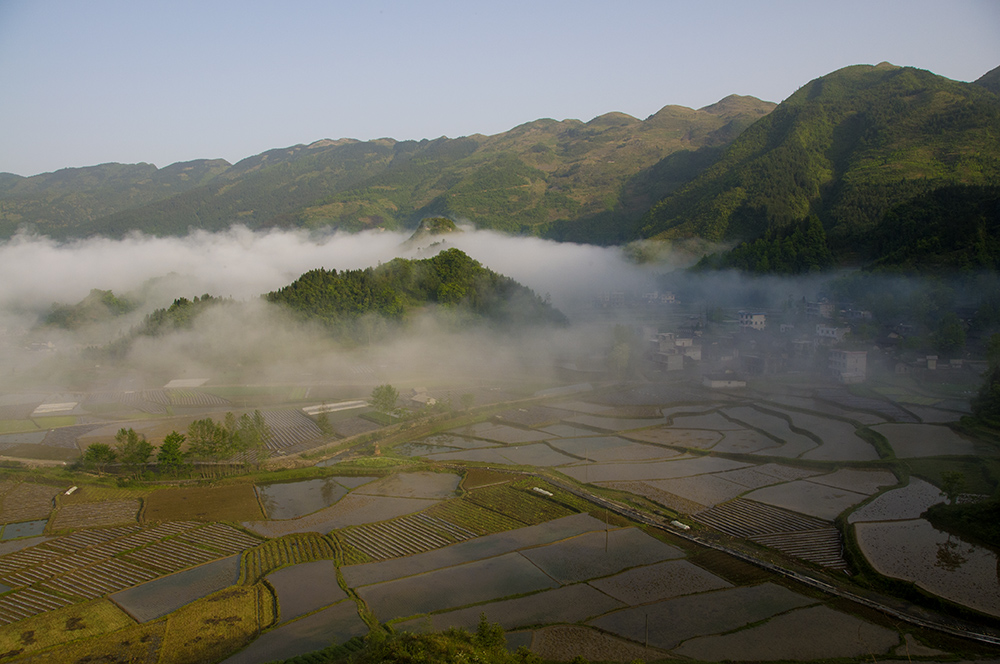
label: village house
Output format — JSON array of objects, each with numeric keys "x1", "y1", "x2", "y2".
[
  {"x1": 829, "y1": 349, "x2": 867, "y2": 383},
  {"x1": 739, "y1": 311, "x2": 766, "y2": 331},
  {"x1": 815, "y1": 324, "x2": 850, "y2": 344}
]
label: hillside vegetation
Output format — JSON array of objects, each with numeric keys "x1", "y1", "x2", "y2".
[
  {"x1": 0, "y1": 98, "x2": 775, "y2": 243},
  {"x1": 5, "y1": 62, "x2": 1000, "y2": 273},
  {"x1": 637, "y1": 64, "x2": 1000, "y2": 255},
  {"x1": 866, "y1": 185, "x2": 1000, "y2": 272},
  {"x1": 0, "y1": 160, "x2": 228, "y2": 238},
  {"x1": 264, "y1": 248, "x2": 567, "y2": 339}
]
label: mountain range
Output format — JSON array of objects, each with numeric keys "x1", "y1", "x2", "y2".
[{"x1": 2, "y1": 62, "x2": 999, "y2": 270}]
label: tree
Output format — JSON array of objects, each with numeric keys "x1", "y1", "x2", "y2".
[
  {"x1": 460, "y1": 393, "x2": 476, "y2": 411},
  {"x1": 82, "y1": 443, "x2": 117, "y2": 475},
  {"x1": 315, "y1": 409, "x2": 333, "y2": 435},
  {"x1": 371, "y1": 384, "x2": 399, "y2": 417},
  {"x1": 474, "y1": 613, "x2": 505, "y2": 649},
  {"x1": 114, "y1": 428, "x2": 153, "y2": 479},
  {"x1": 234, "y1": 410, "x2": 271, "y2": 468},
  {"x1": 932, "y1": 313, "x2": 966, "y2": 355},
  {"x1": 940, "y1": 471, "x2": 966, "y2": 505},
  {"x1": 187, "y1": 417, "x2": 228, "y2": 475},
  {"x1": 157, "y1": 431, "x2": 187, "y2": 476}
]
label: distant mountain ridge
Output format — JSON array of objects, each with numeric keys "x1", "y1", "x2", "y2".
[
  {"x1": 636, "y1": 63, "x2": 1000, "y2": 256},
  {"x1": 0, "y1": 160, "x2": 229, "y2": 237},
  {"x1": 0, "y1": 96, "x2": 775, "y2": 242},
  {"x1": 4, "y1": 61, "x2": 999, "y2": 273}
]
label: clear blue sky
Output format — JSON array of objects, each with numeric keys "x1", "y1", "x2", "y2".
[{"x1": 1, "y1": 0, "x2": 997, "y2": 176}]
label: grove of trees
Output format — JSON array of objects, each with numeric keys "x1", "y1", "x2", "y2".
[{"x1": 78, "y1": 410, "x2": 272, "y2": 478}]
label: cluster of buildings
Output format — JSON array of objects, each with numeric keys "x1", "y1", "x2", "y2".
[{"x1": 644, "y1": 299, "x2": 871, "y2": 388}]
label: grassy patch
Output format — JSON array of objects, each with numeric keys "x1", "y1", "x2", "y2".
[
  {"x1": 1, "y1": 444, "x2": 78, "y2": 461},
  {"x1": 424, "y1": 498, "x2": 524, "y2": 535},
  {"x1": 464, "y1": 482, "x2": 576, "y2": 526},
  {"x1": 460, "y1": 468, "x2": 512, "y2": 490},
  {"x1": 17, "y1": 621, "x2": 165, "y2": 664},
  {"x1": 339, "y1": 456, "x2": 416, "y2": 469},
  {"x1": 143, "y1": 484, "x2": 264, "y2": 522},
  {"x1": 362, "y1": 412, "x2": 398, "y2": 426},
  {"x1": 31, "y1": 416, "x2": 77, "y2": 428},
  {"x1": 58, "y1": 484, "x2": 152, "y2": 506},
  {"x1": 0, "y1": 421, "x2": 40, "y2": 434},
  {"x1": 157, "y1": 584, "x2": 273, "y2": 664},
  {"x1": 856, "y1": 427, "x2": 894, "y2": 459},
  {"x1": 0, "y1": 598, "x2": 135, "y2": 659}
]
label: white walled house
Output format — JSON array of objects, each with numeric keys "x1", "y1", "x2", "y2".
[
  {"x1": 739, "y1": 311, "x2": 766, "y2": 331},
  {"x1": 829, "y1": 350, "x2": 867, "y2": 383}
]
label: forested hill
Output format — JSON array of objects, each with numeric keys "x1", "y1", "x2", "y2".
[
  {"x1": 264, "y1": 248, "x2": 568, "y2": 332},
  {"x1": 0, "y1": 97, "x2": 774, "y2": 243},
  {"x1": 0, "y1": 160, "x2": 229, "y2": 237},
  {"x1": 636, "y1": 63, "x2": 1000, "y2": 255}
]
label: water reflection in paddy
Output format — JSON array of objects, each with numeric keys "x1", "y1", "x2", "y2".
[
  {"x1": 256, "y1": 477, "x2": 376, "y2": 520},
  {"x1": 855, "y1": 517, "x2": 1000, "y2": 617}
]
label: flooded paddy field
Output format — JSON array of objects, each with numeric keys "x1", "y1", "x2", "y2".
[
  {"x1": 873, "y1": 422, "x2": 994, "y2": 457},
  {"x1": 265, "y1": 559, "x2": 345, "y2": 622},
  {"x1": 111, "y1": 554, "x2": 241, "y2": 622},
  {"x1": 256, "y1": 477, "x2": 355, "y2": 520},
  {"x1": 855, "y1": 518, "x2": 1000, "y2": 617},
  {"x1": 0, "y1": 377, "x2": 995, "y2": 664}
]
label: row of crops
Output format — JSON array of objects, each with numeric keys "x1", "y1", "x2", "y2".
[
  {"x1": 240, "y1": 533, "x2": 335, "y2": 584},
  {"x1": 464, "y1": 483, "x2": 576, "y2": 526},
  {"x1": 262, "y1": 410, "x2": 324, "y2": 451},
  {"x1": 0, "y1": 521, "x2": 263, "y2": 625},
  {"x1": 694, "y1": 498, "x2": 847, "y2": 569},
  {"x1": 339, "y1": 513, "x2": 478, "y2": 561}
]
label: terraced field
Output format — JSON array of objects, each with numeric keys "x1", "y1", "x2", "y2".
[
  {"x1": 694, "y1": 499, "x2": 848, "y2": 570},
  {"x1": 261, "y1": 410, "x2": 324, "y2": 451},
  {"x1": 166, "y1": 389, "x2": 232, "y2": 408},
  {"x1": 340, "y1": 512, "x2": 477, "y2": 561},
  {"x1": 0, "y1": 521, "x2": 261, "y2": 625}
]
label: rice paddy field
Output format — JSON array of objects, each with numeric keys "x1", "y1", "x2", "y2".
[
  {"x1": 872, "y1": 422, "x2": 994, "y2": 458},
  {"x1": 0, "y1": 378, "x2": 995, "y2": 663},
  {"x1": 855, "y1": 519, "x2": 1000, "y2": 617}
]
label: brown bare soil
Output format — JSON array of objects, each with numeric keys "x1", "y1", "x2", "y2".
[
  {"x1": 461, "y1": 468, "x2": 512, "y2": 490},
  {"x1": 49, "y1": 500, "x2": 140, "y2": 531},
  {"x1": 143, "y1": 484, "x2": 263, "y2": 522},
  {"x1": 0, "y1": 483, "x2": 64, "y2": 523}
]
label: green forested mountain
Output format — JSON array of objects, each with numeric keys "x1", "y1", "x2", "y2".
[
  {"x1": 0, "y1": 160, "x2": 229, "y2": 237},
  {"x1": 694, "y1": 214, "x2": 834, "y2": 274},
  {"x1": 866, "y1": 185, "x2": 1000, "y2": 271},
  {"x1": 4, "y1": 62, "x2": 999, "y2": 272},
  {"x1": 0, "y1": 97, "x2": 774, "y2": 242},
  {"x1": 636, "y1": 63, "x2": 1000, "y2": 254},
  {"x1": 265, "y1": 248, "x2": 567, "y2": 337},
  {"x1": 976, "y1": 64, "x2": 1000, "y2": 95}
]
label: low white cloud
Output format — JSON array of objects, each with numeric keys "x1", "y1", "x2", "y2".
[{"x1": 0, "y1": 225, "x2": 676, "y2": 315}]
